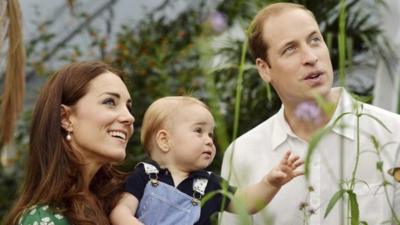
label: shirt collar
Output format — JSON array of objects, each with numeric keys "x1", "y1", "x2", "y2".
[
  {"x1": 142, "y1": 159, "x2": 211, "y2": 179},
  {"x1": 271, "y1": 87, "x2": 356, "y2": 151},
  {"x1": 271, "y1": 106, "x2": 291, "y2": 150},
  {"x1": 328, "y1": 87, "x2": 356, "y2": 140}
]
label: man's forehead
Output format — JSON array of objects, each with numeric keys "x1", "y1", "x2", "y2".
[{"x1": 262, "y1": 9, "x2": 319, "y2": 46}]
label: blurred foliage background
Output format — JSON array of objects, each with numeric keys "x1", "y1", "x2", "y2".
[{"x1": 0, "y1": 0, "x2": 394, "y2": 221}]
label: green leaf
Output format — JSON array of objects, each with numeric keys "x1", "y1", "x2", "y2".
[
  {"x1": 370, "y1": 135, "x2": 380, "y2": 152},
  {"x1": 376, "y1": 161, "x2": 383, "y2": 171},
  {"x1": 347, "y1": 190, "x2": 360, "y2": 225},
  {"x1": 324, "y1": 189, "x2": 345, "y2": 218},
  {"x1": 201, "y1": 190, "x2": 219, "y2": 206}
]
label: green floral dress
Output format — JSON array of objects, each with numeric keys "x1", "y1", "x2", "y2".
[{"x1": 18, "y1": 205, "x2": 71, "y2": 225}]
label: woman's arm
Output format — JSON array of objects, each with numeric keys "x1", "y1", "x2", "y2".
[{"x1": 110, "y1": 192, "x2": 144, "y2": 225}]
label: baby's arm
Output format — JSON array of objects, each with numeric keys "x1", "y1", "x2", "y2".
[
  {"x1": 110, "y1": 192, "x2": 144, "y2": 225},
  {"x1": 226, "y1": 151, "x2": 303, "y2": 214}
]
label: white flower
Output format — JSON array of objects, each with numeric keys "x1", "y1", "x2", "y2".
[
  {"x1": 29, "y1": 208, "x2": 37, "y2": 215},
  {"x1": 55, "y1": 214, "x2": 64, "y2": 220},
  {"x1": 41, "y1": 217, "x2": 51, "y2": 222}
]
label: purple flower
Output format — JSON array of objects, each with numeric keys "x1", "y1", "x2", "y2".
[
  {"x1": 295, "y1": 101, "x2": 322, "y2": 124},
  {"x1": 208, "y1": 11, "x2": 227, "y2": 33}
]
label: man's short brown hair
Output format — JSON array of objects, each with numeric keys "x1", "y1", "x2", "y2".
[{"x1": 248, "y1": 3, "x2": 316, "y2": 64}]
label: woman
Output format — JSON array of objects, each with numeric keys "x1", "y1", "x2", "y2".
[{"x1": 4, "y1": 61, "x2": 135, "y2": 225}]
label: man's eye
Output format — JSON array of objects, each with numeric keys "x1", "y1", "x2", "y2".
[
  {"x1": 311, "y1": 37, "x2": 321, "y2": 44},
  {"x1": 283, "y1": 46, "x2": 295, "y2": 55}
]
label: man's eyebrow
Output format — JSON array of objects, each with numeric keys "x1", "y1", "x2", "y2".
[
  {"x1": 279, "y1": 41, "x2": 295, "y2": 53},
  {"x1": 307, "y1": 30, "x2": 319, "y2": 38},
  {"x1": 279, "y1": 30, "x2": 320, "y2": 52}
]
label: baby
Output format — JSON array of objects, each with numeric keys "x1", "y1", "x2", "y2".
[{"x1": 110, "y1": 96, "x2": 303, "y2": 225}]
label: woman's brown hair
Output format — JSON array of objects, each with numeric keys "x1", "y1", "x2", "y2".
[{"x1": 4, "y1": 61, "x2": 128, "y2": 225}]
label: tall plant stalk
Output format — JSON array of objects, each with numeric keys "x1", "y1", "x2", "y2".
[
  {"x1": 338, "y1": 0, "x2": 346, "y2": 223},
  {"x1": 225, "y1": 27, "x2": 250, "y2": 184},
  {"x1": 232, "y1": 33, "x2": 248, "y2": 141}
]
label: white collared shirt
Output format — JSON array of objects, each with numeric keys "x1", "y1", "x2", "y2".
[{"x1": 220, "y1": 88, "x2": 400, "y2": 225}]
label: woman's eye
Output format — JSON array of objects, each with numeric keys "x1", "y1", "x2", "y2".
[{"x1": 103, "y1": 98, "x2": 116, "y2": 106}]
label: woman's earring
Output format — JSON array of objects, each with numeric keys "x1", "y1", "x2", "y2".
[{"x1": 66, "y1": 132, "x2": 72, "y2": 141}]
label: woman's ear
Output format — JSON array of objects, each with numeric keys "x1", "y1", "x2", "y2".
[
  {"x1": 256, "y1": 58, "x2": 272, "y2": 83},
  {"x1": 60, "y1": 104, "x2": 72, "y2": 131},
  {"x1": 155, "y1": 129, "x2": 170, "y2": 153}
]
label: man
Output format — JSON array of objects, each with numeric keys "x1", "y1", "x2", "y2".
[{"x1": 220, "y1": 3, "x2": 400, "y2": 225}]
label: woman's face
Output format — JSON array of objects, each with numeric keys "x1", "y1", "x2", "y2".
[{"x1": 66, "y1": 71, "x2": 134, "y2": 165}]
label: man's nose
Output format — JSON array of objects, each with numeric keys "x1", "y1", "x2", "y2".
[{"x1": 302, "y1": 46, "x2": 318, "y2": 66}]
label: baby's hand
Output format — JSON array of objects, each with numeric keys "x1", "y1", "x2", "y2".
[{"x1": 267, "y1": 151, "x2": 304, "y2": 187}]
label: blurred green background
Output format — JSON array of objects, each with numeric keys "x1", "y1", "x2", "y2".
[{"x1": 0, "y1": 0, "x2": 397, "y2": 221}]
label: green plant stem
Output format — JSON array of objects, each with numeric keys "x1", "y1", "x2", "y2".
[
  {"x1": 222, "y1": 30, "x2": 249, "y2": 225},
  {"x1": 350, "y1": 110, "x2": 361, "y2": 190},
  {"x1": 226, "y1": 32, "x2": 248, "y2": 184},
  {"x1": 232, "y1": 37, "x2": 248, "y2": 141},
  {"x1": 338, "y1": 0, "x2": 347, "y2": 222},
  {"x1": 382, "y1": 178, "x2": 400, "y2": 224},
  {"x1": 338, "y1": 0, "x2": 346, "y2": 87},
  {"x1": 375, "y1": 147, "x2": 400, "y2": 224},
  {"x1": 348, "y1": 105, "x2": 361, "y2": 225}
]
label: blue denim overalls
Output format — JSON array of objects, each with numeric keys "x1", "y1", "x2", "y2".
[{"x1": 136, "y1": 163, "x2": 209, "y2": 225}]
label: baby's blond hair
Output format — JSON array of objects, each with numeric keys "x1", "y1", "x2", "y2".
[{"x1": 140, "y1": 96, "x2": 209, "y2": 155}]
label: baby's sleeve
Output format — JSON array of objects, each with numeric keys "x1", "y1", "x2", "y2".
[{"x1": 124, "y1": 164, "x2": 149, "y2": 201}]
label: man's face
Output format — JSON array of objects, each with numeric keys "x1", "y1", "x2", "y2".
[{"x1": 256, "y1": 8, "x2": 334, "y2": 105}]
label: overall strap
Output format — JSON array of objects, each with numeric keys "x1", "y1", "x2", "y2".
[
  {"x1": 140, "y1": 162, "x2": 160, "y2": 186},
  {"x1": 142, "y1": 162, "x2": 159, "y2": 174},
  {"x1": 191, "y1": 171, "x2": 211, "y2": 205}
]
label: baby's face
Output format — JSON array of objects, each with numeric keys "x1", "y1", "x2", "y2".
[{"x1": 167, "y1": 104, "x2": 216, "y2": 171}]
